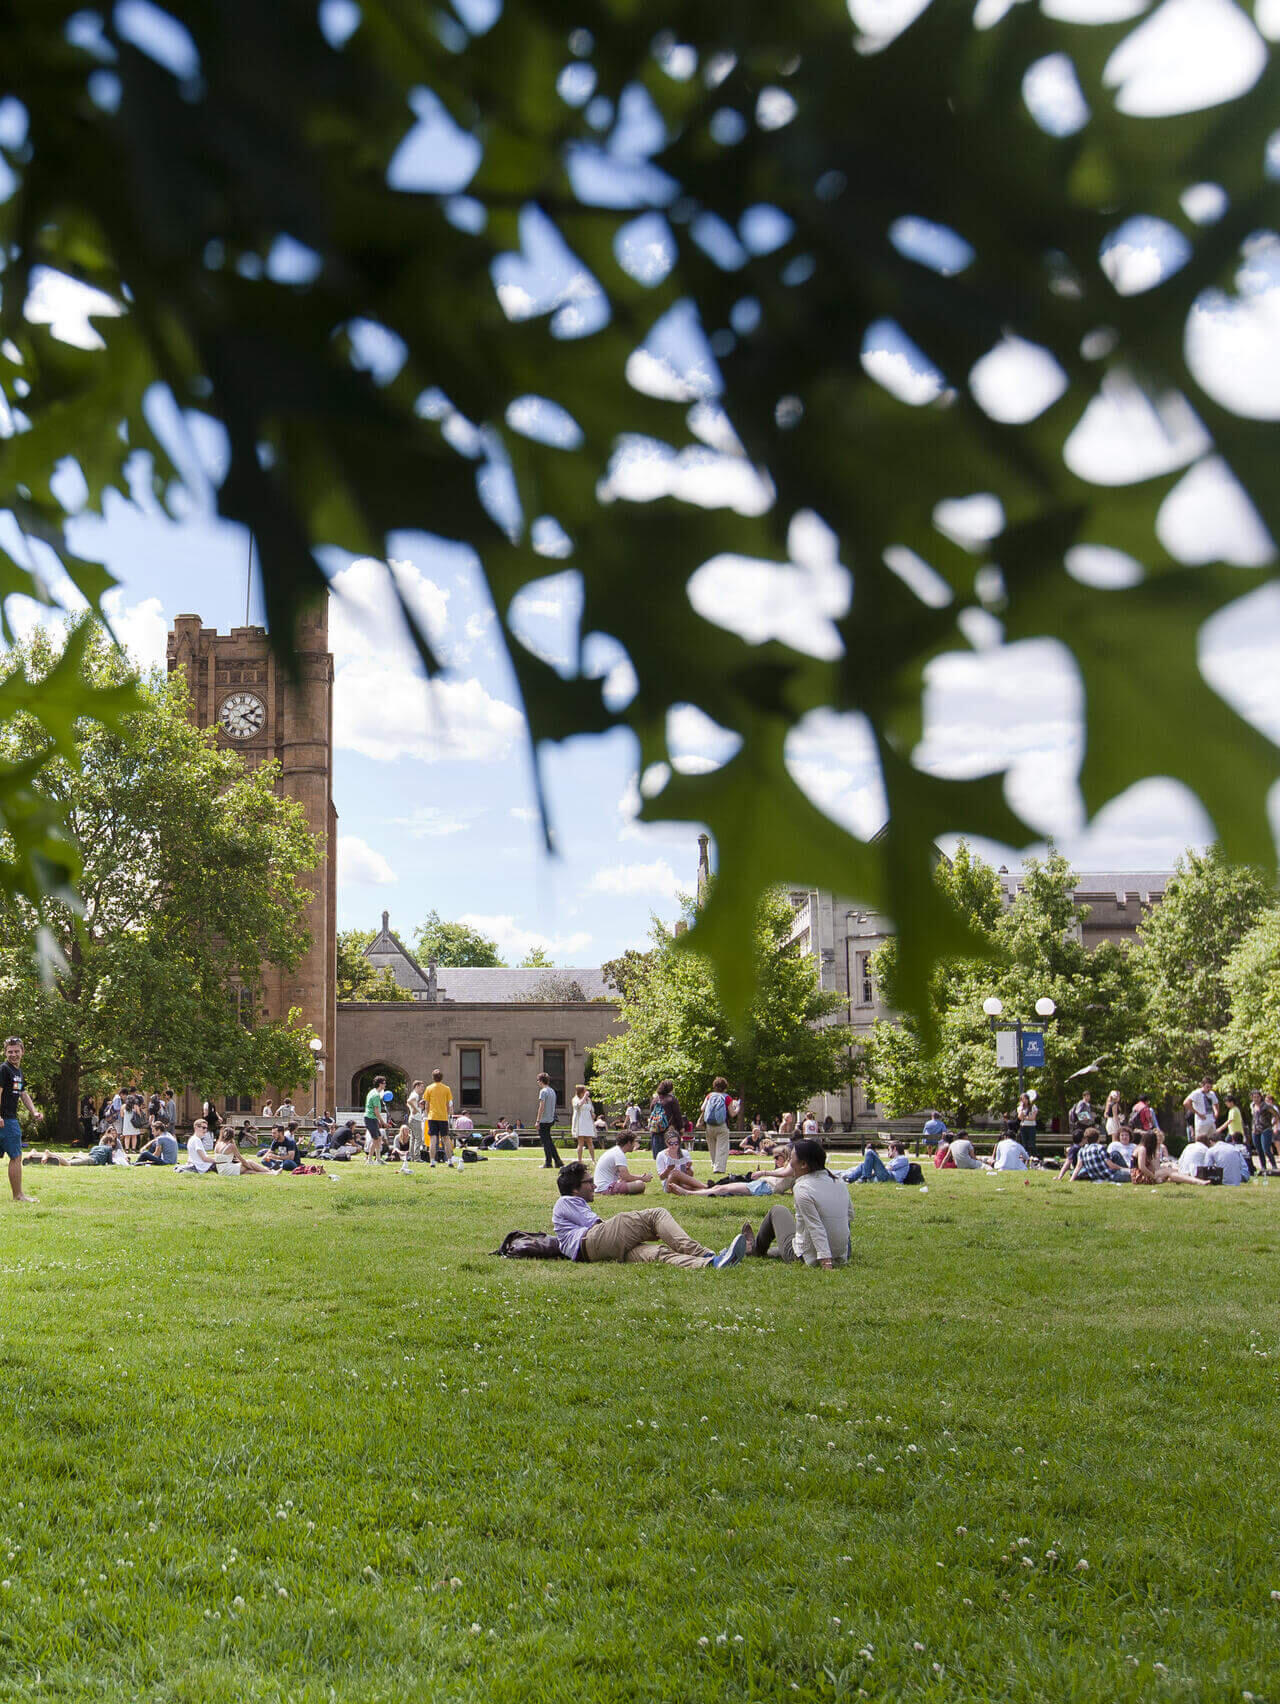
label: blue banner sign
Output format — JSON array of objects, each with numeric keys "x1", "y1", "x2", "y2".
[{"x1": 1020, "y1": 1029, "x2": 1046, "y2": 1068}]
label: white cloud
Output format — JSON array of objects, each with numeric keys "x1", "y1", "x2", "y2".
[
  {"x1": 1064, "y1": 377, "x2": 1210, "y2": 485},
  {"x1": 969, "y1": 337, "x2": 1067, "y2": 424},
  {"x1": 334, "y1": 663, "x2": 523, "y2": 763},
  {"x1": 391, "y1": 806, "x2": 472, "y2": 838},
  {"x1": 327, "y1": 554, "x2": 523, "y2": 763},
  {"x1": 1100, "y1": 242, "x2": 1166, "y2": 295},
  {"x1": 458, "y1": 913, "x2": 591, "y2": 960},
  {"x1": 509, "y1": 805, "x2": 539, "y2": 822},
  {"x1": 861, "y1": 346, "x2": 944, "y2": 407},
  {"x1": 103, "y1": 589, "x2": 168, "y2": 671},
  {"x1": 686, "y1": 511, "x2": 852, "y2": 659},
  {"x1": 784, "y1": 709, "x2": 887, "y2": 835},
  {"x1": 1103, "y1": 0, "x2": 1266, "y2": 116},
  {"x1": 1157, "y1": 457, "x2": 1275, "y2": 565},
  {"x1": 329, "y1": 555, "x2": 450, "y2": 667},
  {"x1": 588, "y1": 859, "x2": 683, "y2": 898},
  {"x1": 24, "y1": 268, "x2": 121, "y2": 350},
  {"x1": 599, "y1": 436, "x2": 774, "y2": 515},
  {"x1": 1186, "y1": 285, "x2": 1280, "y2": 421},
  {"x1": 338, "y1": 834, "x2": 398, "y2": 887}
]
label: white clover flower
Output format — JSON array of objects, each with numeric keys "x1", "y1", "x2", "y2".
[
  {"x1": 470, "y1": 1623, "x2": 482, "y2": 1634},
  {"x1": 277, "y1": 1587, "x2": 288, "y2": 1599},
  {"x1": 450, "y1": 1577, "x2": 462, "y2": 1589},
  {"x1": 1075, "y1": 1560, "x2": 1089, "y2": 1571},
  {"x1": 913, "y1": 1641, "x2": 925, "y2": 1652},
  {"x1": 956, "y1": 1526, "x2": 967, "y2": 1535},
  {"x1": 232, "y1": 1596, "x2": 245, "y2": 1610},
  {"x1": 698, "y1": 1636, "x2": 710, "y2": 1648}
]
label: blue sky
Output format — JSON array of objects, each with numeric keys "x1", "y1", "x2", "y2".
[{"x1": 8, "y1": 0, "x2": 1280, "y2": 963}]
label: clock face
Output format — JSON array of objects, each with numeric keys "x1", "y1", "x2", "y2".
[{"x1": 218, "y1": 692, "x2": 267, "y2": 741}]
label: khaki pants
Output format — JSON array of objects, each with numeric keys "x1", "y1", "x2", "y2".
[
  {"x1": 582, "y1": 1208, "x2": 713, "y2": 1269},
  {"x1": 754, "y1": 1203, "x2": 797, "y2": 1262},
  {"x1": 706, "y1": 1125, "x2": 730, "y2": 1173}
]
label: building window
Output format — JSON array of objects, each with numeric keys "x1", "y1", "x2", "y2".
[
  {"x1": 229, "y1": 983, "x2": 254, "y2": 1027},
  {"x1": 226, "y1": 1094, "x2": 253, "y2": 1114},
  {"x1": 459, "y1": 1047, "x2": 483, "y2": 1109},
  {"x1": 857, "y1": 952, "x2": 874, "y2": 1007},
  {"x1": 541, "y1": 1047, "x2": 566, "y2": 1109}
]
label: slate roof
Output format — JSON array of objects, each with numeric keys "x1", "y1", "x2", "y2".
[{"x1": 433, "y1": 966, "x2": 617, "y2": 1003}]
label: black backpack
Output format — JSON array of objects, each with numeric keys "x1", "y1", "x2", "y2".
[{"x1": 491, "y1": 1231, "x2": 561, "y2": 1259}]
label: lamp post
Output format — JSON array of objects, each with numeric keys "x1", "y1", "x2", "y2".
[
  {"x1": 309, "y1": 1037, "x2": 323, "y2": 1119},
  {"x1": 983, "y1": 995, "x2": 1057, "y2": 1104}
]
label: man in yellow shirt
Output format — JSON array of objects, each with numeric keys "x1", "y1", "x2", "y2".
[{"x1": 425, "y1": 1068, "x2": 454, "y2": 1166}]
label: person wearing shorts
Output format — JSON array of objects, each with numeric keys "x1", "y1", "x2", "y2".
[
  {"x1": 424, "y1": 1068, "x2": 453, "y2": 1166},
  {"x1": 364, "y1": 1076, "x2": 387, "y2": 1163},
  {"x1": 0, "y1": 1037, "x2": 40, "y2": 1204}
]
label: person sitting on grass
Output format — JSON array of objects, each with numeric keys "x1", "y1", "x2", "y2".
[
  {"x1": 1070, "y1": 1129, "x2": 1130, "y2": 1183},
  {"x1": 987, "y1": 1131, "x2": 1029, "y2": 1172},
  {"x1": 593, "y1": 1132, "x2": 651, "y2": 1196},
  {"x1": 263, "y1": 1124, "x2": 299, "y2": 1172},
  {"x1": 947, "y1": 1132, "x2": 982, "y2": 1170},
  {"x1": 748, "y1": 1137, "x2": 853, "y2": 1268},
  {"x1": 1206, "y1": 1126, "x2": 1251, "y2": 1186},
  {"x1": 1107, "y1": 1124, "x2": 1137, "y2": 1173},
  {"x1": 656, "y1": 1129, "x2": 696, "y2": 1192},
  {"x1": 488, "y1": 1120, "x2": 519, "y2": 1151},
  {"x1": 177, "y1": 1119, "x2": 217, "y2": 1174},
  {"x1": 135, "y1": 1119, "x2": 178, "y2": 1166},
  {"x1": 551, "y1": 1161, "x2": 748, "y2": 1269},
  {"x1": 840, "y1": 1138, "x2": 910, "y2": 1184},
  {"x1": 704, "y1": 1145, "x2": 798, "y2": 1197},
  {"x1": 213, "y1": 1130, "x2": 273, "y2": 1176},
  {"x1": 1131, "y1": 1128, "x2": 1208, "y2": 1185}
]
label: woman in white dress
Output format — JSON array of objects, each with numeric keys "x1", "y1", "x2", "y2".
[{"x1": 571, "y1": 1085, "x2": 597, "y2": 1162}]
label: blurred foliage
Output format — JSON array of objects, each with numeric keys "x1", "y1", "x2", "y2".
[{"x1": 2, "y1": 0, "x2": 1278, "y2": 1026}]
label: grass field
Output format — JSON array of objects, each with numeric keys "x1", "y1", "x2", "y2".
[{"x1": 0, "y1": 1154, "x2": 1276, "y2": 1702}]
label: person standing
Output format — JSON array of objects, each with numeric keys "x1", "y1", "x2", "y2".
[
  {"x1": 699, "y1": 1077, "x2": 736, "y2": 1175},
  {"x1": 648, "y1": 1079, "x2": 683, "y2": 1160},
  {"x1": 363, "y1": 1074, "x2": 388, "y2": 1163},
  {"x1": 1016, "y1": 1091, "x2": 1038, "y2": 1160},
  {"x1": 571, "y1": 1085, "x2": 597, "y2": 1163},
  {"x1": 0, "y1": 1037, "x2": 40, "y2": 1204},
  {"x1": 535, "y1": 1071, "x2": 562, "y2": 1169},
  {"x1": 406, "y1": 1079, "x2": 427, "y2": 1168},
  {"x1": 1183, "y1": 1078, "x2": 1219, "y2": 1147},
  {"x1": 424, "y1": 1069, "x2": 453, "y2": 1167}
]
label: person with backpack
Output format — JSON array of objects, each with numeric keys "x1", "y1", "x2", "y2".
[
  {"x1": 648, "y1": 1080, "x2": 683, "y2": 1160},
  {"x1": 698, "y1": 1076, "x2": 738, "y2": 1174}
]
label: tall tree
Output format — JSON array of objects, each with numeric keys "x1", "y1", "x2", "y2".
[
  {"x1": 413, "y1": 913, "x2": 505, "y2": 968},
  {"x1": 336, "y1": 928, "x2": 414, "y2": 1003},
  {"x1": 865, "y1": 846, "x2": 1144, "y2": 1123},
  {"x1": 0, "y1": 3, "x2": 1275, "y2": 1025},
  {"x1": 519, "y1": 947, "x2": 554, "y2": 968},
  {"x1": 1125, "y1": 847, "x2": 1276, "y2": 1101},
  {"x1": 1219, "y1": 909, "x2": 1280, "y2": 1095},
  {"x1": 591, "y1": 888, "x2": 850, "y2": 1122},
  {"x1": 0, "y1": 624, "x2": 321, "y2": 1136}
]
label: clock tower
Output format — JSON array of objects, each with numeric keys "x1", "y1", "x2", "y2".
[{"x1": 167, "y1": 606, "x2": 337, "y2": 1114}]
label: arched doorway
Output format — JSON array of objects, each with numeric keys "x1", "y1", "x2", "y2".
[{"x1": 352, "y1": 1062, "x2": 408, "y2": 1112}]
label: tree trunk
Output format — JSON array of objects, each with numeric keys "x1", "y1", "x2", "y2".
[{"x1": 56, "y1": 1051, "x2": 81, "y2": 1144}]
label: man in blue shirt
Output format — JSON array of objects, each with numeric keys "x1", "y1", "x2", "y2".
[
  {"x1": 921, "y1": 1112, "x2": 947, "y2": 1148},
  {"x1": 840, "y1": 1139, "x2": 910, "y2": 1184},
  {"x1": 551, "y1": 1162, "x2": 747, "y2": 1268}
]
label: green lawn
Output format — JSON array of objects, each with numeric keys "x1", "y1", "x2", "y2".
[{"x1": 0, "y1": 1156, "x2": 1276, "y2": 1702}]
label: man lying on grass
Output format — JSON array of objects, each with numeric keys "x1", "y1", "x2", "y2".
[
  {"x1": 552, "y1": 1161, "x2": 748, "y2": 1269},
  {"x1": 747, "y1": 1138, "x2": 852, "y2": 1270}
]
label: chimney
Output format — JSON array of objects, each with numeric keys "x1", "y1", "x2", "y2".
[
  {"x1": 427, "y1": 954, "x2": 439, "y2": 999},
  {"x1": 696, "y1": 833, "x2": 711, "y2": 904}
]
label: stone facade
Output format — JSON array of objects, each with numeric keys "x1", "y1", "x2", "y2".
[
  {"x1": 335, "y1": 999, "x2": 624, "y2": 1123},
  {"x1": 167, "y1": 609, "x2": 337, "y2": 1117}
]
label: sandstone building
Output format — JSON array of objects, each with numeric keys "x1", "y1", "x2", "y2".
[{"x1": 167, "y1": 609, "x2": 337, "y2": 1117}]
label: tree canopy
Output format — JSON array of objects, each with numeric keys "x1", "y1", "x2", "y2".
[
  {"x1": 864, "y1": 844, "x2": 1144, "y2": 1121},
  {"x1": 413, "y1": 911, "x2": 506, "y2": 968},
  {"x1": 590, "y1": 887, "x2": 851, "y2": 1121},
  {"x1": 2, "y1": 1, "x2": 1278, "y2": 1023},
  {"x1": 0, "y1": 624, "x2": 321, "y2": 1134}
]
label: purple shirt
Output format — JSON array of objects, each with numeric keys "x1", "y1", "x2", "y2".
[{"x1": 551, "y1": 1194, "x2": 600, "y2": 1261}]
